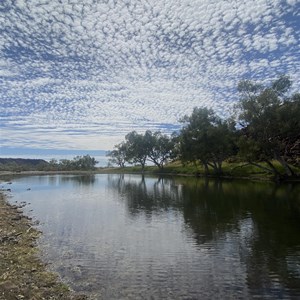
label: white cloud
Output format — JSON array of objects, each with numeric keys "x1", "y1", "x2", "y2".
[{"x1": 0, "y1": 0, "x2": 299, "y2": 151}]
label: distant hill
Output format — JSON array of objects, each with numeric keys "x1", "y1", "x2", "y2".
[{"x1": 0, "y1": 158, "x2": 49, "y2": 171}]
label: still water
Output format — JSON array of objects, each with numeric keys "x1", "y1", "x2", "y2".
[{"x1": 5, "y1": 174, "x2": 300, "y2": 299}]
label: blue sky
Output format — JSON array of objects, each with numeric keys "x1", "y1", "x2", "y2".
[{"x1": 1, "y1": 0, "x2": 299, "y2": 156}]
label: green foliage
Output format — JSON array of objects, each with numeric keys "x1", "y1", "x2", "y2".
[
  {"x1": 145, "y1": 130, "x2": 176, "y2": 170},
  {"x1": 107, "y1": 143, "x2": 127, "y2": 168},
  {"x1": 108, "y1": 130, "x2": 176, "y2": 171},
  {"x1": 0, "y1": 158, "x2": 49, "y2": 172},
  {"x1": 71, "y1": 155, "x2": 98, "y2": 170},
  {"x1": 179, "y1": 107, "x2": 236, "y2": 175},
  {"x1": 125, "y1": 131, "x2": 149, "y2": 170},
  {"x1": 236, "y1": 75, "x2": 300, "y2": 178},
  {"x1": 48, "y1": 155, "x2": 98, "y2": 171}
]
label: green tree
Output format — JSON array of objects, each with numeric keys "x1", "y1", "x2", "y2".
[
  {"x1": 48, "y1": 158, "x2": 59, "y2": 171},
  {"x1": 107, "y1": 143, "x2": 127, "y2": 168},
  {"x1": 145, "y1": 130, "x2": 176, "y2": 170},
  {"x1": 59, "y1": 159, "x2": 73, "y2": 170},
  {"x1": 124, "y1": 131, "x2": 149, "y2": 171},
  {"x1": 236, "y1": 75, "x2": 299, "y2": 178},
  {"x1": 72, "y1": 155, "x2": 98, "y2": 170},
  {"x1": 179, "y1": 107, "x2": 236, "y2": 175}
]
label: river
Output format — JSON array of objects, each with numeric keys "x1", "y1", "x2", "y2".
[{"x1": 4, "y1": 174, "x2": 300, "y2": 299}]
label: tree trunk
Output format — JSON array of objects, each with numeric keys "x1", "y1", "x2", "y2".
[
  {"x1": 264, "y1": 160, "x2": 282, "y2": 179},
  {"x1": 202, "y1": 161, "x2": 209, "y2": 175},
  {"x1": 265, "y1": 160, "x2": 278, "y2": 173},
  {"x1": 248, "y1": 161, "x2": 276, "y2": 174},
  {"x1": 211, "y1": 160, "x2": 222, "y2": 176},
  {"x1": 217, "y1": 160, "x2": 223, "y2": 175},
  {"x1": 274, "y1": 151, "x2": 295, "y2": 177}
]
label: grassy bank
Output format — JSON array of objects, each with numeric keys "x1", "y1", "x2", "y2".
[
  {"x1": 102, "y1": 160, "x2": 300, "y2": 182},
  {"x1": 0, "y1": 192, "x2": 87, "y2": 300},
  {"x1": 1, "y1": 160, "x2": 299, "y2": 182}
]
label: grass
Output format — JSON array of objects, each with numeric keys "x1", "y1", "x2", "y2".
[
  {"x1": 99, "y1": 160, "x2": 300, "y2": 181},
  {"x1": 1, "y1": 160, "x2": 299, "y2": 182}
]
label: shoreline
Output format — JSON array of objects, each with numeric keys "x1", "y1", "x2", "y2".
[
  {"x1": 1, "y1": 169, "x2": 299, "y2": 183},
  {"x1": 0, "y1": 192, "x2": 87, "y2": 300}
]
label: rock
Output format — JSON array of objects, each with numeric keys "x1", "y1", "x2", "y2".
[
  {"x1": 11, "y1": 215, "x2": 22, "y2": 221},
  {"x1": 71, "y1": 295, "x2": 88, "y2": 300},
  {"x1": 0, "y1": 280, "x2": 19, "y2": 292}
]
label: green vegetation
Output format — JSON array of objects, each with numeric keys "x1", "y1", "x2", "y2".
[
  {"x1": 236, "y1": 75, "x2": 299, "y2": 177},
  {"x1": 0, "y1": 155, "x2": 98, "y2": 172},
  {"x1": 107, "y1": 130, "x2": 176, "y2": 171},
  {"x1": 108, "y1": 75, "x2": 300, "y2": 181},
  {"x1": 104, "y1": 160, "x2": 299, "y2": 181},
  {"x1": 179, "y1": 107, "x2": 236, "y2": 176},
  {"x1": 48, "y1": 155, "x2": 98, "y2": 171},
  {"x1": 0, "y1": 158, "x2": 49, "y2": 172}
]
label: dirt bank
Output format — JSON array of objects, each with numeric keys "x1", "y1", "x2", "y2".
[{"x1": 0, "y1": 192, "x2": 87, "y2": 300}]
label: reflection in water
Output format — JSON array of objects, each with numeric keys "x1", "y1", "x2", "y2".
[
  {"x1": 109, "y1": 175, "x2": 184, "y2": 217},
  {"x1": 60, "y1": 175, "x2": 96, "y2": 185},
  {"x1": 8, "y1": 174, "x2": 300, "y2": 299},
  {"x1": 108, "y1": 175, "x2": 300, "y2": 299}
]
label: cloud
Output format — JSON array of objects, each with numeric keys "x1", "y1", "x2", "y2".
[{"x1": 0, "y1": 0, "x2": 299, "y2": 151}]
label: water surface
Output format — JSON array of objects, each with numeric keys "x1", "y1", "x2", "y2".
[{"x1": 5, "y1": 174, "x2": 300, "y2": 299}]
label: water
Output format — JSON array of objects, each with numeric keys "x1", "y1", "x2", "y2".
[{"x1": 3, "y1": 174, "x2": 300, "y2": 299}]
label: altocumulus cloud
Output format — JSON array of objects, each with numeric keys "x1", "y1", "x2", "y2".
[{"x1": 0, "y1": 0, "x2": 299, "y2": 151}]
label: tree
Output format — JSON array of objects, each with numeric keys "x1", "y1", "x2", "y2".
[
  {"x1": 124, "y1": 131, "x2": 149, "y2": 171},
  {"x1": 236, "y1": 75, "x2": 299, "y2": 178},
  {"x1": 48, "y1": 159, "x2": 59, "y2": 171},
  {"x1": 145, "y1": 130, "x2": 176, "y2": 170},
  {"x1": 72, "y1": 155, "x2": 98, "y2": 170},
  {"x1": 107, "y1": 143, "x2": 127, "y2": 168},
  {"x1": 57, "y1": 155, "x2": 97, "y2": 170},
  {"x1": 59, "y1": 159, "x2": 73, "y2": 170},
  {"x1": 179, "y1": 107, "x2": 236, "y2": 175}
]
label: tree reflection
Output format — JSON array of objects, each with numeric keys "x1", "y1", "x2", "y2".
[
  {"x1": 107, "y1": 174, "x2": 300, "y2": 297},
  {"x1": 108, "y1": 174, "x2": 183, "y2": 217},
  {"x1": 60, "y1": 175, "x2": 96, "y2": 185}
]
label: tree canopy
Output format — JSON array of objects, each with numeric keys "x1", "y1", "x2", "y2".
[
  {"x1": 236, "y1": 75, "x2": 300, "y2": 177},
  {"x1": 179, "y1": 107, "x2": 236, "y2": 175},
  {"x1": 107, "y1": 75, "x2": 299, "y2": 180},
  {"x1": 107, "y1": 130, "x2": 176, "y2": 171}
]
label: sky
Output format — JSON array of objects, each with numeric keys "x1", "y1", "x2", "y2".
[{"x1": 0, "y1": 0, "x2": 299, "y2": 157}]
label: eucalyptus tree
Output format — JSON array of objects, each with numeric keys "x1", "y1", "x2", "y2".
[
  {"x1": 72, "y1": 155, "x2": 98, "y2": 170},
  {"x1": 179, "y1": 107, "x2": 236, "y2": 175},
  {"x1": 145, "y1": 130, "x2": 176, "y2": 170},
  {"x1": 107, "y1": 142, "x2": 127, "y2": 168},
  {"x1": 110, "y1": 130, "x2": 177, "y2": 171},
  {"x1": 236, "y1": 75, "x2": 299, "y2": 177},
  {"x1": 124, "y1": 131, "x2": 150, "y2": 171}
]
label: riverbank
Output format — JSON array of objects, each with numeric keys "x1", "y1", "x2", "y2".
[
  {"x1": 0, "y1": 192, "x2": 87, "y2": 300},
  {"x1": 1, "y1": 159, "x2": 300, "y2": 183},
  {"x1": 0, "y1": 170, "x2": 299, "y2": 183},
  {"x1": 106, "y1": 161, "x2": 300, "y2": 182}
]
